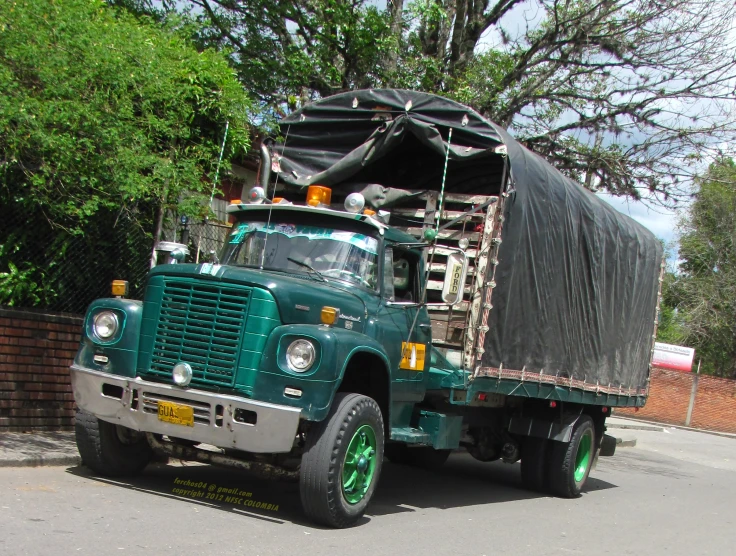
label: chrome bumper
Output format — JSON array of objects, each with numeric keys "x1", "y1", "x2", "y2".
[{"x1": 70, "y1": 365, "x2": 302, "y2": 453}]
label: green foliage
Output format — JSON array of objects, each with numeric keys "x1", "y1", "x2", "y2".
[
  {"x1": 671, "y1": 159, "x2": 736, "y2": 377},
  {"x1": 183, "y1": 0, "x2": 392, "y2": 124},
  {"x1": 0, "y1": 0, "x2": 252, "y2": 308},
  {"x1": 152, "y1": 0, "x2": 736, "y2": 203}
]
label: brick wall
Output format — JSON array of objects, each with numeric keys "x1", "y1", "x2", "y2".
[
  {"x1": 690, "y1": 375, "x2": 736, "y2": 432},
  {"x1": 617, "y1": 367, "x2": 736, "y2": 434},
  {"x1": 0, "y1": 306, "x2": 82, "y2": 432}
]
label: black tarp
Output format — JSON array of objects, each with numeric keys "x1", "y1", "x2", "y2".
[{"x1": 273, "y1": 89, "x2": 662, "y2": 393}]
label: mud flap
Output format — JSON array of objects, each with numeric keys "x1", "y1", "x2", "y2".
[{"x1": 599, "y1": 433, "x2": 617, "y2": 457}]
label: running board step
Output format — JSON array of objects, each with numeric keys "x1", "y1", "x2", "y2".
[{"x1": 390, "y1": 427, "x2": 432, "y2": 445}]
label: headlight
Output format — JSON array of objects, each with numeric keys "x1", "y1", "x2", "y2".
[
  {"x1": 93, "y1": 311, "x2": 119, "y2": 340},
  {"x1": 286, "y1": 339, "x2": 316, "y2": 372}
]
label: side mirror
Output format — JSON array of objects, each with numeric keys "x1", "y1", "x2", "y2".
[
  {"x1": 170, "y1": 248, "x2": 187, "y2": 263},
  {"x1": 441, "y1": 251, "x2": 468, "y2": 305}
]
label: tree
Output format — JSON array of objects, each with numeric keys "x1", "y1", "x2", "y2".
[
  {"x1": 673, "y1": 159, "x2": 736, "y2": 377},
  {"x1": 134, "y1": 0, "x2": 736, "y2": 203},
  {"x1": 0, "y1": 0, "x2": 252, "y2": 308}
]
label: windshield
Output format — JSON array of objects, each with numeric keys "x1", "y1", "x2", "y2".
[{"x1": 220, "y1": 221, "x2": 379, "y2": 290}]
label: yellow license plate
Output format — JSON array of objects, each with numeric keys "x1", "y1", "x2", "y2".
[{"x1": 157, "y1": 401, "x2": 194, "y2": 427}]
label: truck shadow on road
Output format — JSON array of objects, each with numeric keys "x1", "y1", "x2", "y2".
[{"x1": 66, "y1": 452, "x2": 616, "y2": 529}]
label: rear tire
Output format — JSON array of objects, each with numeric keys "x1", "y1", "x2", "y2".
[
  {"x1": 547, "y1": 416, "x2": 595, "y2": 498},
  {"x1": 520, "y1": 437, "x2": 548, "y2": 492},
  {"x1": 75, "y1": 410, "x2": 152, "y2": 476},
  {"x1": 300, "y1": 393, "x2": 384, "y2": 528}
]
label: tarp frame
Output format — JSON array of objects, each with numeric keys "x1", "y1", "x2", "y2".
[{"x1": 273, "y1": 89, "x2": 663, "y2": 404}]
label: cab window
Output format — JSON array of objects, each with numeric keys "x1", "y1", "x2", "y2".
[{"x1": 383, "y1": 247, "x2": 420, "y2": 302}]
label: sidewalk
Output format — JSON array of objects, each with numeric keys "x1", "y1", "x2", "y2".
[
  {"x1": 0, "y1": 431, "x2": 81, "y2": 468},
  {"x1": 609, "y1": 414, "x2": 736, "y2": 440}
]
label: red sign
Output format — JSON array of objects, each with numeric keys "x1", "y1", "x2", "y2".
[{"x1": 651, "y1": 342, "x2": 695, "y2": 372}]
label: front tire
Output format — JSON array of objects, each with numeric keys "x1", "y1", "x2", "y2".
[
  {"x1": 547, "y1": 416, "x2": 595, "y2": 498},
  {"x1": 300, "y1": 393, "x2": 384, "y2": 528},
  {"x1": 75, "y1": 410, "x2": 152, "y2": 476}
]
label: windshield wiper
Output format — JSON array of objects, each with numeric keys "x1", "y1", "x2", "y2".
[{"x1": 287, "y1": 257, "x2": 327, "y2": 282}]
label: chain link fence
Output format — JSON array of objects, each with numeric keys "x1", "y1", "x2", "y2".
[
  {"x1": 185, "y1": 219, "x2": 231, "y2": 264},
  {"x1": 0, "y1": 202, "x2": 155, "y2": 315},
  {"x1": 0, "y1": 198, "x2": 235, "y2": 315}
]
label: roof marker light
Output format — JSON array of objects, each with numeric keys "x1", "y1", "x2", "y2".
[{"x1": 344, "y1": 193, "x2": 365, "y2": 213}]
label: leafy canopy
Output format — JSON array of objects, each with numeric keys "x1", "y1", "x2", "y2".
[
  {"x1": 0, "y1": 0, "x2": 252, "y2": 307},
  {"x1": 0, "y1": 0, "x2": 251, "y2": 228},
  {"x1": 665, "y1": 159, "x2": 736, "y2": 377},
  {"x1": 137, "y1": 0, "x2": 736, "y2": 203}
]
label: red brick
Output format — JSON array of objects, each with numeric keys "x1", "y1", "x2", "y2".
[
  {"x1": 23, "y1": 383, "x2": 72, "y2": 392},
  {"x1": 617, "y1": 367, "x2": 736, "y2": 434},
  {"x1": 5, "y1": 328, "x2": 33, "y2": 338}
]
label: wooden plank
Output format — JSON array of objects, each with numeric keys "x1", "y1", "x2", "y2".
[
  {"x1": 414, "y1": 192, "x2": 498, "y2": 204},
  {"x1": 429, "y1": 246, "x2": 477, "y2": 258},
  {"x1": 405, "y1": 228, "x2": 480, "y2": 241},
  {"x1": 466, "y1": 200, "x2": 498, "y2": 369},
  {"x1": 393, "y1": 208, "x2": 486, "y2": 220},
  {"x1": 428, "y1": 302, "x2": 470, "y2": 312}
]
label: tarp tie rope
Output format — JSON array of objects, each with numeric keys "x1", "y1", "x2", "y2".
[
  {"x1": 435, "y1": 127, "x2": 453, "y2": 234},
  {"x1": 196, "y1": 120, "x2": 230, "y2": 263},
  {"x1": 260, "y1": 124, "x2": 291, "y2": 270}
]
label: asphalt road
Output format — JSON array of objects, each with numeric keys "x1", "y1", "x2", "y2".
[{"x1": 1, "y1": 427, "x2": 735, "y2": 556}]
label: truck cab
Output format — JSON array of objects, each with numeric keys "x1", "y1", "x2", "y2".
[{"x1": 71, "y1": 192, "x2": 462, "y2": 528}]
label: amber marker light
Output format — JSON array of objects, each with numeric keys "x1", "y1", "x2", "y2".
[
  {"x1": 111, "y1": 280, "x2": 129, "y2": 297},
  {"x1": 307, "y1": 185, "x2": 332, "y2": 207},
  {"x1": 321, "y1": 306, "x2": 338, "y2": 325},
  {"x1": 229, "y1": 199, "x2": 242, "y2": 205}
]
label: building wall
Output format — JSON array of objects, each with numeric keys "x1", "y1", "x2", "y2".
[
  {"x1": 0, "y1": 307, "x2": 81, "y2": 431},
  {"x1": 616, "y1": 367, "x2": 736, "y2": 434}
]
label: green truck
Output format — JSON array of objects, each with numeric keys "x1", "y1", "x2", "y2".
[{"x1": 71, "y1": 90, "x2": 663, "y2": 528}]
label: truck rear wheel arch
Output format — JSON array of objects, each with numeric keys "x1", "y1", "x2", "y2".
[{"x1": 337, "y1": 352, "x2": 391, "y2": 437}]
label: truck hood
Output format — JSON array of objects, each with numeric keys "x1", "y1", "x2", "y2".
[{"x1": 148, "y1": 263, "x2": 372, "y2": 330}]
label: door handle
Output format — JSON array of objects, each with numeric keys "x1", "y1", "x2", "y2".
[{"x1": 419, "y1": 324, "x2": 432, "y2": 330}]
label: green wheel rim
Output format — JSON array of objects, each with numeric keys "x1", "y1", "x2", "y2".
[
  {"x1": 574, "y1": 430, "x2": 593, "y2": 483},
  {"x1": 342, "y1": 424, "x2": 378, "y2": 504}
]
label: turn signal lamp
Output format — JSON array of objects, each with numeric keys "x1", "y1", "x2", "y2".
[
  {"x1": 111, "y1": 280, "x2": 129, "y2": 297},
  {"x1": 320, "y1": 306, "x2": 338, "y2": 325},
  {"x1": 307, "y1": 185, "x2": 332, "y2": 207},
  {"x1": 229, "y1": 199, "x2": 242, "y2": 205},
  {"x1": 363, "y1": 208, "x2": 376, "y2": 216}
]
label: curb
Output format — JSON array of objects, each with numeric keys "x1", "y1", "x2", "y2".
[
  {"x1": 607, "y1": 424, "x2": 664, "y2": 432},
  {"x1": 0, "y1": 455, "x2": 81, "y2": 468}
]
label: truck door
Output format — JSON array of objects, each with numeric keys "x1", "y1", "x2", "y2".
[{"x1": 376, "y1": 246, "x2": 431, "y2": 406}]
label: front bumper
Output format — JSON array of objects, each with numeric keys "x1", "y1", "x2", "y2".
[{"x1": 70, "y1": 365, "x2": 302, "y2": 453}]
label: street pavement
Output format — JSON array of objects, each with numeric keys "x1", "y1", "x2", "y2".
[{"x1": 1, "y1": 423, "x2": 735, "y2": 555}]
